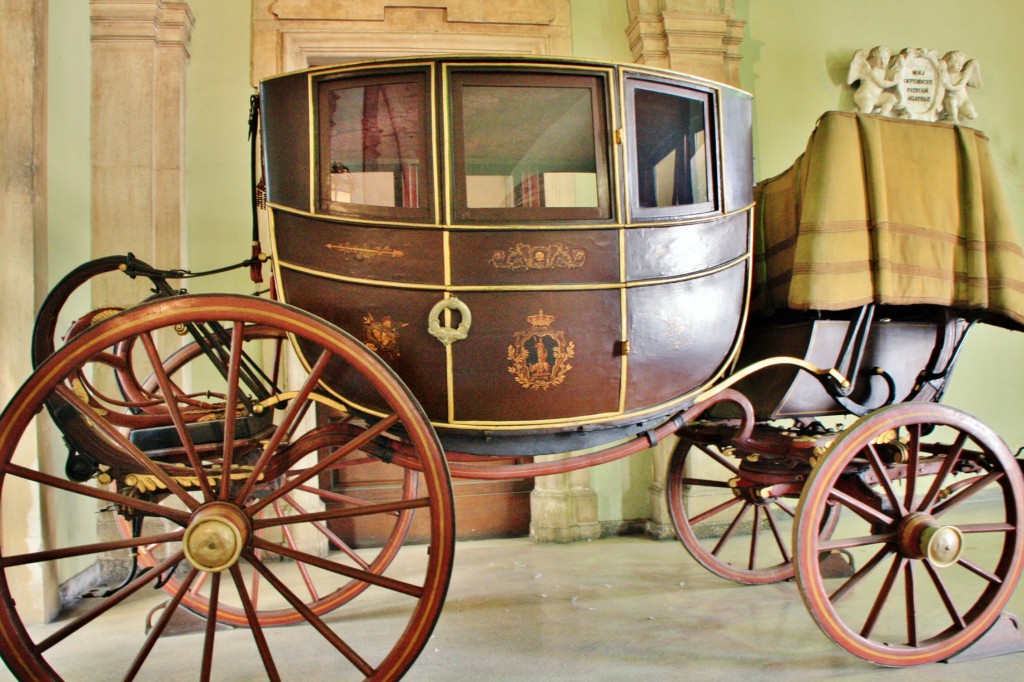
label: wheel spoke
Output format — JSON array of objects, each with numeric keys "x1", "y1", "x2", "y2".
[
  {"x1": 243, "y1": 549, "x2": 376, "y2": 677},
  {"x1": 139, "y1": 332, "x2": 214, "y2": 500},
  {"x1": 764, "y1": 505, "x2": 791, "y2": 564},
  {"x1": 865, "y1": 443, "x2": 906, "y2": 516},
  {"x1": 688, "y1": 494, "x2": 743, "y2": 526},
  {"x1": 748, "y1": 505, "x2": 761, "y2": 570},
  {"x1": 860, "y1": 555, "x2": 904, "y2": 639},
  {"x1": 1, "y1": 530, "x2": 184, "y2": 568},
  {"x1": 680, "y1": 477, "x2": 733, "y2": 489},
  {"x1": 251, "y1": 537, "x2": 424, "y2": 598},
  {"x1": 219, "y1": 321, "x2": 247, "y2": 500},
  {"x1": 297, "y1": 483, "x2": 401, "y2": 515},
  {"x1": 123, "y1": 568, "x2": 199, "y2": 681},
  {"x1": 35, "y1": 550, "x2": 185, "y2": 653},
  {"x1": 235, "y1": 349, "x2": 334, "y2": 504},
  {"x1": 904, "y1": 424, "x2": 921, "y2": 510},
  {"x1": 284, "y1": 492, "x2": 371, "y2": 570},
  {"x1": 829, "y1": 544, "x2": 892, "y2": 604},
  {"x1": 932, "y1": 471, "x2": 1004, "y2": 518},
  {"x1": 228, "y1": 565, "x2": 281, "y2": 682},
  {"x1": 905, "y1": 561, "x2": 917, "y2": 647},
  {"x1": 956, "y1": 557, "x2": 1004, "y2": 585},
  {"x1": 918, "y1": 432, "x2": 967, "y2": 513},
  {"x1": 247, "y1": 414, "x2": 400, "y2": 516},
  {"x1": 2, "y1": 463, "x2": 189, "y2": 523},
  {"x1": 828, "y1": 487, "x2": 895, "y2": 527},
  {"x1": 272, "y1": 500, "x2": 320, "y2": 602},
  {"x1": 253, "y1": 496, "x2": 431, "y2": 530},
  {"x1": 200, "y1": 572, "x2": 222, "y2": 682},
  {"x1": 957, "y1": 521, "x2": 1016, "y2": 535},
  {"x1": 818, "y1": 533, "x2": 893, "y2": 552},
  {"x1": 697, "y1": 443, "x2": 741, "y2": 475},
  {"x1": 923, "y1": 560, "x2": 967, "y2": 630},
  {"x1": 774, "y1": 498, "x2": 797, "y2": 518},
  {"x1": 711, "y1": 501, "x2": 750, "y2": 557}
]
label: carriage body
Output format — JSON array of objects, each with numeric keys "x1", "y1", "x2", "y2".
[{"x1": 260, "y1": 56, "x2": 754, "y2": 455}]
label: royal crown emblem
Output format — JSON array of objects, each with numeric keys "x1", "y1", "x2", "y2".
[{"x1": 507, "y1": 310, "x2": 574, "y2": 391}]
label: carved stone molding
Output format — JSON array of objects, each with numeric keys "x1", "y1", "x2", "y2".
[
  {"x1": 626, "y1": 0, "x2": 745, "y2": 86},
  {"x1": 252, "y1": 0, "x2": 571, "y2": 83},
  {"x1": 91, "y1": 0, "x2": 194, "y2": 54},
  {"x1": 847, "y1": 46, "x2": 982, "y2": 123}
]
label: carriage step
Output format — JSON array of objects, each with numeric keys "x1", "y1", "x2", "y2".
[
  {"x1": 145, "y1": 599, "x2": 232, "y2": 637},
  {"x1": 945, "y1": 612, "x2": 1024, "y2": 662},
  {"x1": 818, "y1": 550, "x2": 855, "y2": 579}
]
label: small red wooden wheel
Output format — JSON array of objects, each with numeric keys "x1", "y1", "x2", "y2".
[
  {"x1": 794, "y1": 403, "x2": 1024, "y2": 666},
  {"x1": 669, "y1": 438, "x2": 837, "y2": 584}
]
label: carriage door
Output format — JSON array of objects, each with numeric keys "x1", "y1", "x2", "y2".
[{"x1": 444, "y1": 66, "x2": 622, "y2": 428}]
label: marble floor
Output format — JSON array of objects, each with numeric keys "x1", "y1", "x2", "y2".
[{"x1": 4, "y1": 534, "x2": 1024, "y2": 681}]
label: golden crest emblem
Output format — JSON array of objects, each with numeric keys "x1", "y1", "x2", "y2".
[
  {"x1": 507, "y1": 310, "x2": 575, "y2": 390},
  {"x1": 363, "y1": 313, "x2": 408, "y2": 360}
]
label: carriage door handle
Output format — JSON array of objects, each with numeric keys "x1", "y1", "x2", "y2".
[{"x1": 428, "y1": 297, "x2": 472, "y2": 346}]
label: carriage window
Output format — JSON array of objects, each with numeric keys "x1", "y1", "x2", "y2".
[
  {"x1": 627, "y1": 78, "x2": 715, "y2": 217},
  {"x1": 318, "y1": 71, "x2": 432, "y2": 220},
  {"x1": 450, "y1": 71, "x2": 610, "y2": 222}
]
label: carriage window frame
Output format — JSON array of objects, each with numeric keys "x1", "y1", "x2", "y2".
[
  {"x1": 624, "y1": 76, "x2": 719, "y2": 221},
  {"x1": 315, "y1": 68, "x2": 435, "y2": 222},
  {"x1": 448, "y1": 69, "x2": 613, "y2": 224}
]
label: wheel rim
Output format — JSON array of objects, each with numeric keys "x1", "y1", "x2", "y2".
[
  {"x1": 668, "y1": 439, "x2": 833, "y2": 584},
  {"x1": 794, "y1": 403, "x2": 1024, "y2": 666},
  {"x1": 0, "y1": 294, "x2": 455, "y2": 681}
]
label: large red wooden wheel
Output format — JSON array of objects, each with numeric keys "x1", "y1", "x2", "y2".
[
  {"x1": 794, "y1": 403, "x2": 1024, "y2": 666},
  {"x1": 0, "y1": 294, "x2": 455, "y2": 681}
]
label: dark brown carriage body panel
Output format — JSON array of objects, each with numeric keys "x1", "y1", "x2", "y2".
[{"x1": 261, "y1": 56, "x2": 754, "y2": 454}]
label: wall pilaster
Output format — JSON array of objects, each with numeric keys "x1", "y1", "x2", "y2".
[
  {"x1": 90, "y1": 0, "x2": 194, "y2": 303},
  {"x1": 0, "y1": 0, "x2": 57, "y2": 624},
  {"x1": 626, "y1": 0, "x2": 744, "y2": 87}
]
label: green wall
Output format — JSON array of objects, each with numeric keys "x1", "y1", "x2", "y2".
[
  {"x1": 185, "y1": 0, "x2": 257, "y2": 295},
  {"x1": 47, "y1": 0, "x2": 94, "y2": 587},
  {"x1": 44, "y1": 1, "x2": 1024, "y2": 536}
]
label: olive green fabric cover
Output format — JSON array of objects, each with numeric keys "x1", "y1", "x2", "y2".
[{"x1": 753, "y1": 111, "x2": 1024, "y2": 330}]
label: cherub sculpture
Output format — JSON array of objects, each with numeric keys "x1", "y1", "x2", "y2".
[
  {"x1": 940, "y1": 50, "x2": 982, "y2": 123},
  {"x1": 847, "y1": 46, "x2": 902, "y2": 116}
]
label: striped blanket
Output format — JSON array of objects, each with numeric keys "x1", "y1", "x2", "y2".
[{"x1": 753, "y1": 111, "x2": 1024, "y2": 330}]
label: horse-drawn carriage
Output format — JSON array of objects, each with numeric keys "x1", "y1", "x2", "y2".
[{"x1": 2, "y1": 55, "x2": 1024, "y2": 679}]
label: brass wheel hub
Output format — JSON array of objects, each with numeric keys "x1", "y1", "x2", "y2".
[
  {"x1": 897, "y1": 513, "x2": 964, "y2": 567},
  {"x1": 183, "y1": 502, "x2": 250, "y2": 573}
]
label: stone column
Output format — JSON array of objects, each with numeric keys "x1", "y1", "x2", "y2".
[
  {"x1": 645, "y1": 436, "x2": 679, "y2": 539},
  {"x1": 89, "y1": 0, "x2": 193, "y2": 585},
  {"x1": 0, "y1": 0, "x2": 58, "y2": 624},
  {"x1": 626, "y1": 0, "x2": 744, "y2": 536},
  {"x1": 530, "y1": 455, "x2": 600, "y2": 543},
  {"x1": 90, "y1": 0, "x2": 194, "y2": 305},
  {"x1": 626, "y1": 0, "x2": 745, "y2": 87}
]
